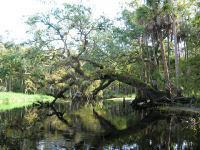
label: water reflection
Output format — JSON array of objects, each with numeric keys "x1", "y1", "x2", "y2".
[{"x1": 0, "y1": 101, "x2": 200, "y2": 150}]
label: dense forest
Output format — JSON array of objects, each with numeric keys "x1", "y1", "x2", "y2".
[{"x1": 0, "y1": 0, "x2": 199, "y2": 105}]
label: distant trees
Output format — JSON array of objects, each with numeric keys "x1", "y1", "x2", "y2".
[
  {"x1": 0, "y1": 42, "x2": 52, "y2": 93},
  {"x1": 0, "y1": 43, "x2": 24, "y2": 92}
]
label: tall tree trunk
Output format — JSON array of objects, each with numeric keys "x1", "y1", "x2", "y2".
[
  {"x1": 139, "y1": 36, "x2": 147, "y2": 82},
  {"x1": 21, "y1": 78, "x2": 24, "y2": 92},
  {"x1": 184, "y1": 41, "x2": 187, "y2": 60},
  {"x1": 159, "y1": 32, "x2": 172, "y2": 98},
  {"x1": 151, "y1": 37, "x2": 159, "y2": 90},
  {"x1": 171, "y1": 0, "x2": 180, "y2": 96},
  {"x1": 152, "y1": 36, "x2": 157, "y2": 65},
  {"x1": 167, "y1": 31, "x2": 170, "y2": 68},
  {"x1": 6, "y1": 79, "x2": 9, "y2": 92},
  {"x1": 186, "y1": 41, "x2": 189, "y2": 60}
]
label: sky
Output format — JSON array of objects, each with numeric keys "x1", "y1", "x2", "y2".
[{"x1": 0, "y1": 0, "x2": 130, "y2": 43}]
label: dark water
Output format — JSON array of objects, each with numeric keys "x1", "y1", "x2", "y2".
[{"x1": 0, "y1": 101, "x2": 200, "y2": 150}]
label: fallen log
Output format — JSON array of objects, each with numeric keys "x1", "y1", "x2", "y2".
[
  {"x1": 173, "y1": 96, "x2": 195, "y2": 104},
  {"x1": 131, "y1": 95, "x2": 197, "y2": 109}
]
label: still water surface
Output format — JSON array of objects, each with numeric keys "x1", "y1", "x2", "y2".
[{"x1": 0, "y1": 101, "x2": 200, "y2": 150}]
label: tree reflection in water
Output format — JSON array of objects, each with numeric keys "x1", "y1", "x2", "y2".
[{"x1": 0, "y1": 101, "x2": 200, "y2": 149}]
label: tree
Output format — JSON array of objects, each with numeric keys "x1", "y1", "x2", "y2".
[
  {"x1": 25, "y1": 3, "x2": 171, "y2": 104},
  {"x1": 123, "y1": 0, "x2": 174, "y2": 97}
]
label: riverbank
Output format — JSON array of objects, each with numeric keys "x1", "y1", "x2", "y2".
[
  {"x1": 0, "y1": 92, "x2": 53, "y2": 111},
  {"x1": 105, "y1": 97, "x2": 200, "y2": 115},
  {"x1": 1, "y1": 91, "x2": 199, "y2": 116}
]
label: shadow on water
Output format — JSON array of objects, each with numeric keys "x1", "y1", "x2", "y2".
[{"x1": 0, "y1": 101, "x2": 200, "y2": 150}]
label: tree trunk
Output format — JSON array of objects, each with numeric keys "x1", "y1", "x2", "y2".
[
  {"x1": 152, "y1": 37, "x2": 157, "y2": 65},
  {"x1": 184, "y1": 41, "x2": 187, "y2": 60},
  {"x1": 159, "y1": 32, "x2": 172, "y2": 98},
  {"x1": 9, "y1": 77, "x2": 12, "y2": 91},
  {"x1": 6, "y1": 79, "x2": 9, "y2": 92},
  {"x1": 91, "y1": 80, "x2": 113, "y2": 99},
  {"x1": 171, "y1": 0, "x2": 180, "y2": 96},
  {"x1": 98, "y1": 69, "x2": 166, "y2": 100},
  {"x1": 167, "y1": 31, "x2": 170, "y2": 68}
]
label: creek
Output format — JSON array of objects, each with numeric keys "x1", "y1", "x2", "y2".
[{"x1": 0, "y1": 101, "x2": 200, "y2": 150}]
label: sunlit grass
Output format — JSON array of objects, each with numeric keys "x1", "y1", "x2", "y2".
[{"x1": 0, "y1": 92, "x2": 54, "y2": 111}]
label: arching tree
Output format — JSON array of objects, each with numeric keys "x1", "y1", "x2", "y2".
[{"x1": 25, "y1": 3, "x2": 169, "y2": 104}]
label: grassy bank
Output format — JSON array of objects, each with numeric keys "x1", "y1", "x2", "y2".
[{"x1": 0, "y1": 92, "x2": 54, "y2": 111}]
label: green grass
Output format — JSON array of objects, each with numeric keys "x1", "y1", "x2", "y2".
[{"x1": 0, "y1": 92, "x2": 54, "y2": 111}]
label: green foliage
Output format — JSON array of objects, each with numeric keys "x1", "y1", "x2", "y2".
[
  {"x1": 180, "y1": 56, "x2": 200, "y2": 97},
  {"x1": 24, "y1": 79, "x2": 37, "y2": 94},
  {"x1": 136, "y1": 5, "x2": 151, "y2": 24},
  {"x1": 0, "y1": 47, "x2": 23, "y2": 77},
  {"x1": 152, "y1": 71, "x2": 165, "y2": 87}
]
